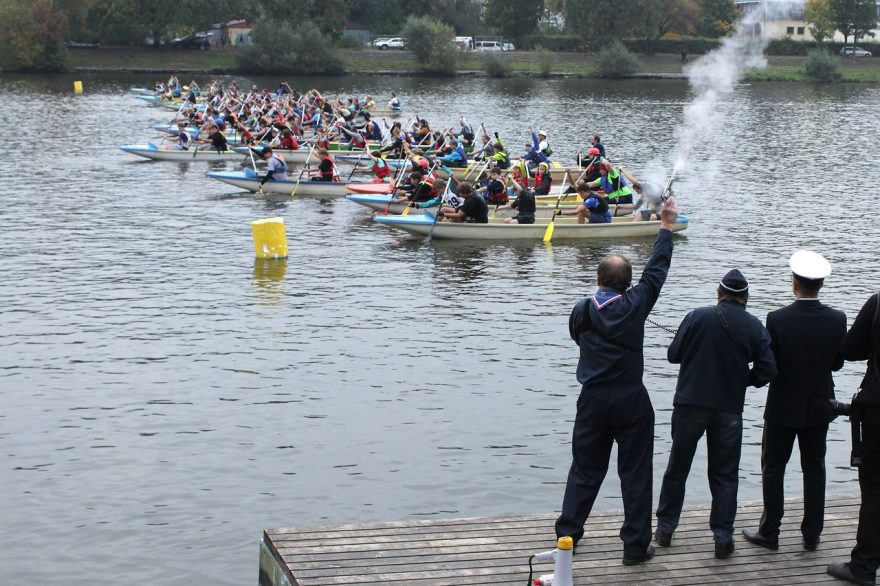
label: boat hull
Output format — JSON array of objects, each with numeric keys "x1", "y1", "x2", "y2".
[
  {"x1": 206, "y1": 171, "x2": 368, "y2": 197},
  {"x1": 346, "y1": 194, "x2": 611, "y2": 218},
  {"x1": 119, "y1": 144, "x2": 245, "y2": 161},
  {"x1": 373, "y1": 214, "x2": 687, "y2": 240}
]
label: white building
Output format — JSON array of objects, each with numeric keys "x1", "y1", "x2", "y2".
[{"x1": 735, "y1": 0, "x2": 880, "y2": 42}]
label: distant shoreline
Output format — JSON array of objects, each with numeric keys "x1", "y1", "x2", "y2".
[{"x1": 22, "y1": 46, "x2": 880, "y2": 82}]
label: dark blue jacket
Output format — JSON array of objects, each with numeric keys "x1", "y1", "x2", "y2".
[
  {"x1": 668, "y1": 301, "x2": 777, "y2": 414},
  {"x1": 569, "y1": 229, "x2": 674, "y2": 390}
]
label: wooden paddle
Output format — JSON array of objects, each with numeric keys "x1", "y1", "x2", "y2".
[
  {"x1": 542, "y1": 171, "x2": 570, "y2": 243},
  {"x1": 248, "y1": 147, "x2": 265, "y2": 195},
  {"x1": 290, "y1": 144, "x2": 315, "y2": 197}
]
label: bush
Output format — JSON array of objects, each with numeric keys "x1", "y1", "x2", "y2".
[
  {"x1": 482, "y1": 52, "x2": 512, "y2": 77},
  {"x1": 236, "y1": 20, "x2": 345, "y2": 75},
  {"x1": 337, "y1": 35, "x2": 366, "y2": 49},
  {"x1": 529, "y1": 34, "x2": 586, "y2": 52},
  {"x1": 536, "y1": 48, "x2": 554, "y2": 77},
  {"x1": 804, "y1": 49, "x2": 842, "y2": 82},
  {"x1": 401, "y1": 15, "x2": 456, "y2": 74},
  {"x1": 596, "y1": 40, "x2": 640, "y2": 78},
  {"x1": 622, "y1": 37, "x2": 720, "y2": 55},
  {"x1": 0, "y1": 0, "x2": 70, "y2": 72}
]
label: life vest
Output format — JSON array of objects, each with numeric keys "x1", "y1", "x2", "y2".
[
  {"x1": 270, "y1": 154, "x2": 289, "y2": 177},
  {"x1": 321, "y1": 156, "x2": 337, "y2": 182},
  {"x1": 351, "y1": 133, "x2": 366, "y2": 148},
  {"x1": 280, "y1": 135, "x2": 298, "y2": 150},
  {"x1": 513, "y1": 162, "x2": 530, "y2": 187},
  {"x1": 372, "y1": 159, "x2": 391, "y2": 179},
  {"x1": 534, "y1": 171, "x2": 552, "y2": 195},
  {"x1": 316, "y1": 136, "x2": 330, "y2": 150},
  {"x1": 486, "y1": 179, "x2": 508, "y2": 205}
]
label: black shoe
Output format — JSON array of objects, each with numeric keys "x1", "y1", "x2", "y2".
[
  {"x1": 804, "y1": 536, "x2": 820, "y2": 551},
  {"x1": 742, "y1": 528, "x2": 779, "y2": 550},
  {"x1": 715, "y1": 540, "x2": 735, "y2": 559},
  {"x1": 622, "y1": 545, "x2": 655, "y2": 566},
  {"x1": 654, "y1": 528, "x2": 672, "y2": 547},
  {"x1": 827, "y1": 563, "x2": 876, "y2": 585}
]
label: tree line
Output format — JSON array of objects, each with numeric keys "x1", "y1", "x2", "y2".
[{"x1": 0, "y1": 0, "x2": 876, "y2": 72}]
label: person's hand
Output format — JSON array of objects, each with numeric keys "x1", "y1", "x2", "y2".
[{"x1": 659, "y1": 196, "x2": 678, "y2": 230}]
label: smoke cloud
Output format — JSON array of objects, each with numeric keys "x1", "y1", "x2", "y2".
[{"x1": 670, "y1": 3, "x2": 795, "y2": 177}]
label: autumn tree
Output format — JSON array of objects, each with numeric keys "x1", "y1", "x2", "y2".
[
  {"x1": 485, "y1": 0, "x2": 544, "y2": 43},
  {"x1": 831, "y1": 0, "x2": 877, "y2": 46},
  {"x1": 805, "y1": 0, "x2": 837, "y2": 44},
  {"x1": 0, "y1": 0, "x2": 84, "y2": 71}
]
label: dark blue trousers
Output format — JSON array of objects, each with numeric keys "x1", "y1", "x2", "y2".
[
  {"x1": 758, "y1": 421, "x2": 828, "y2": 541},
  {"x1": 555, "y1": 386, "x2": 654, "y2": 557},
  {"x1": 850, "y1": 406, "x2": 880, "y2": 581},
  {"x1": 656, "y1": 404, "x2": 743, "y2": 543}
]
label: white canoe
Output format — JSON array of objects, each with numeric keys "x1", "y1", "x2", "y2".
[
  {"x1": 359, "y1": 109, "x2": 403, "y2": 117},
  {"x1": 129, "y1": 87, "x2": 155, "y2": 96},
  {"x1": 118, "y1": 144, "x2": 245, "y2": 162},
  {"x1": 346, "y1": 193, "x2": 605, "y2": 218},
  {"x1": 373, "y1": 213, "x2": 687, "y2": 240},
  {"x1": 206, "y1": 170, "x2": 371, "y2": 197}
]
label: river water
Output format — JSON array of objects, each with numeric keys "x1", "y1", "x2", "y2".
[{"x1": 0, "y1": 73, "x2": 877, "y2": 584}]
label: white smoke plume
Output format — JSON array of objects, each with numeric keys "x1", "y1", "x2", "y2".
[{"x1": 671, "y1": 3, "x2": 794, "y2": 177}]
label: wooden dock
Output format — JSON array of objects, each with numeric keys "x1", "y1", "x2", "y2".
[{"x1": 260, "y1": 494, "x2": 861, "y2": 585}]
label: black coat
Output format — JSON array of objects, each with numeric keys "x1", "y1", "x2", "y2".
[{"x1": 764, "y1": 299, "x2": 847, "y2": 427}]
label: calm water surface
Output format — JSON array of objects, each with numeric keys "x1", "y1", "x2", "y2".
[{"x1": 1, "y1": 73, "x2": 878, "y2": 584}]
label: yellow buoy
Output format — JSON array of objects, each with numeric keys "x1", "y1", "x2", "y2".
[
  {"x1": 251, "y1": 217, "x2": 288, "y2": 259},
  {"x1": 73, "y1": 80, "x2": 83, "y2": 95}
]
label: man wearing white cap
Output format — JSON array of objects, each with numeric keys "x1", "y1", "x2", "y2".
[
  {"x1": 656, "y1": 268, "x2": 777, "y2": 560},
  {"x1": 743, "y1": 251, "x2": 847, "y2": 554}
]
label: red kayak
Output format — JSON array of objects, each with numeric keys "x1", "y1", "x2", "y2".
[{"x1": 346, "y1": 181, "x2": 394, "y2": 194}]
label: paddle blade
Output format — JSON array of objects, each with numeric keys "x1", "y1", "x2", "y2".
[
  {"x1": 542, "y1": 220, "x2": 555, "y2": 242},
  {"x1": 401, "y1": 205, "x2": 410, "y2": 216}
]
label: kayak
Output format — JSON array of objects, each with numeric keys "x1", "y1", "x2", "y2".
[
  {"x1": 373, "y1": 213, "x2": 688, "y2": 240},
  {"x1": 206, "y1": 169, "x2": 372, "y2": 197},
  {"x1": 118, "y1": 143, "x2": 245, "y2": 161}
]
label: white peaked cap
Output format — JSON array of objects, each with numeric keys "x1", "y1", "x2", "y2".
[{"x1": 789, "y1": 250, "x2": 832, "y2": 280}]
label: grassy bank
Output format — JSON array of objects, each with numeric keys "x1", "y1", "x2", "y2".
[{"x1": 67, "y1": 46, "x2": 880, "y2": 82}]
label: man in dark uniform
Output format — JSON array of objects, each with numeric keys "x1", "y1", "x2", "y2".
[
  {"x1": 555, "y1": 197, "x2": 679, "y2": 566},
  {"x1": 828, "y1": 292, "x2": 880, "y2": 585},
  {"x1": 743, "y1": 251, "x2": 846, "y2": 552},
  {"x1": 655, "y1": 269, "x2": 776, "y2": 559}
]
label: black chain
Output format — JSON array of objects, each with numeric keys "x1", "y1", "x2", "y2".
[{"x1": 646, "y1": 316, "x2": 678, "y2": 335}]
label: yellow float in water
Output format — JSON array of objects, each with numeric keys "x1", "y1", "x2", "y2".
[
  {"x1": 251, "y1": 217, "x2": 288, "y2": 259},
  {"x1": 73, "y1": 81, "x2": 83, "y2": 95}
]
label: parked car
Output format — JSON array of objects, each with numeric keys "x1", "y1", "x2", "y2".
[
  {"x1": 502, "y1": 42, "x2": 515, "y2": 51},
  {"x1": 171, "y1": 33, "x2": 210, "y2": 50},
  {"x1": 840, "y1": 46, "x2": 872, "y2": 57},
  {"x1": 454, "y1": 36, "x2": 474, "y2": 50},
  {"x1": 373, "y1": 37, "x2": 405, "y2": 50},
  {"x1": 475, "y1": 40, "x2": 503, "y2": 52}
]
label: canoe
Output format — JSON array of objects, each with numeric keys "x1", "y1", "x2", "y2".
[
  {"x1": 206, "y1": 169, "x2": 372, "y2": 197},
  {"x1": 129, "y1": 87, "x2": 155, "y2": 96},
  {"x1": 389, "y1": 160, "x2": 570, "y2": 182},
  {"x1": 135, "y1": 95, "x2": 159, "y2": 105},
  {"x1": 118, "y1": 143, "x2": 245, "y2": 162},
  {"x1": 346, "y1": 193, "x2": 608, "y2": 218},
  {"x1": 358, "y1": 109, "x2": 403, "y2": 117},
  {"x1": 372, "y1": 213, "x2": 687, "y2": 240}
]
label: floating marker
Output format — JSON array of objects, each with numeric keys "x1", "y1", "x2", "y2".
[
  {"x1": 251, "y1": 217, "x2": 288, "y2": 259},
  {"x1": 73, "y1": 80, "x2": 83, "y2": 95}
]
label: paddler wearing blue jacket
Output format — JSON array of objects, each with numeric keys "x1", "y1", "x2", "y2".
[
  {"x1": 555, "y1": 197, "x2": 679, "y2": 567},
  {"x1": 436, "y1": 134, "x2": 468, "y2": 168},
  {"x1": 523, "y1": 124, "x2": 552, "y2": 165}
]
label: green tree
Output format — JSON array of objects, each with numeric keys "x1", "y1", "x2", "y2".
[
  {"x1": 485, "y1": 0, "x2": 544, "y2": 43},
  {"x1": 696, "y1": 0, "x2": 737, "y2": 38},
  {"x1": 563, "y1": 0, "x2": 634, "y2": 42},
  {"x1": 401, "y1": 15, "x2": 456, "y2": 74},
  {"x1": 805, "y1": 0, "x2": 837, "y2": 44},
  {"x1": 0, "y1": 0, "x2": 74, "y2": 71},
  {"x1": 636, "y1": 0, "x2": 699, "y2": 43},
  {"x1": 831, "y1": 0, "x2": 877, "y2": 46},
  {"x1": 257, "y1": 0, "x2": 349, "y2": 37}
]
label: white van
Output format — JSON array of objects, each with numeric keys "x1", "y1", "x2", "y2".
[
  {"x1": 475, "y1": 40, "x2": 503, "y2": 52},
  {"x1": 454, "y1": 36, "x2": 474, "y2": 50}
]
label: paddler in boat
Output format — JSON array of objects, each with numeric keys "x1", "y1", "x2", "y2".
[
  {"x1": 441, "y1": 182, "x2": 488, "y2": 224},
  {"x1": 270, "y1": 127, "x2": 299, "y2": 151},
  {"x1": 533, "y1": 162, "x2": 553, "y2": 195},
  {"x1": 453, "y1": 116, "x2": 476, "y2": 147},
  {"x1": 582, "y1": 159, "x2": 634, "y2": 207},
  {"x1": 435, "y1": 132, "x2": 468, "y2": 168},
  {"x1": 308, "y1": 148, "x2": 337, "y2": 182},
  {"x1": 409, "y1": 179, "x2": 454, "y2": 211},
  {"x1": 362, "y1": 120, "x2": 383, "y2": 142},
  {"x1": 174, "y1": 122, "x2": 192, "y2": 150},
  {"x1": 500, "y1": 176, "x2": 537, "y2": 225},
  {"x1": 364, "y1": 95, "x2": 377, "y2": 111},
  {"x1": 524, "y1": 124, "x2": 552, "y2": 165},
  {"x1": 378, "y1": 126, "x2": 406, "y2": 159},
  {"x1": 589, "y1": 134, "x2": 606, "y2": 157},
  {"x1": 366, "y1": 149, "x2": 392, "y2": 183},
  {"x1": 558, "y1": 182, "x2": 612, "y2": 224},
  {"x1": 338, "y1": 124, "x2": 368, "y2": 150},
  {"x1": 472, "y1": 133, "x2": 496, "y2": 162},
  {"x1": 475, "y1": 166, "x2": 508, "y2": 205},
  {"x1": 621, "y1": 168, "x2": 663, "y2": 221},
  {"x1": 388, "y1": 92, "x2": 401, "y2": 111},
  {"x1": 258, "y1": 147, "x2": 289, "y2": 185},
  {"x1": 199, "y1": 121, "x2": 229, "y2": 153},
  {"x1": 577, "y1": 147, "x2": 604, "y2": 183}
]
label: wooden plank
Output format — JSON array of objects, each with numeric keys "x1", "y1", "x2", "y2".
[{"x1": 264, "y1": 494, "x2": 862, "y2": 586}]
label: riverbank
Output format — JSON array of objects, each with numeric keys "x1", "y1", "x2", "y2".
[{"x1": 67, "y1": 46, "x2": 880, "y2": 81}]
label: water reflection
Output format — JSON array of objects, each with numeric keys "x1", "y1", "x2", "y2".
[{"x1": 252, "y1": 258, "x2": 288, "y2": 305}]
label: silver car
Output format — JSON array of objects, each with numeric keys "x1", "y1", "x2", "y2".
[{"x1": 840, "y1": 46, "x2": 872, "y2": 57}]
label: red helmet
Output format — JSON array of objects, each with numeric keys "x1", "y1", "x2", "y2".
[{"x1": 587, "y1": 147, "x2": 601, "y2": 156}]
